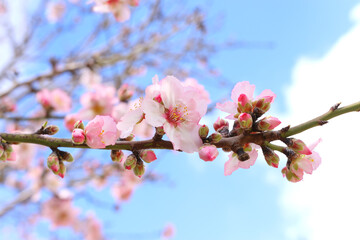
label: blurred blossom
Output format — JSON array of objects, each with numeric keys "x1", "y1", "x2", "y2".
[
  {"x1": 80, "y1": 84, "x2": 118, "y2": 118},
  {"x1": 92, "y1": 0, "x2": 138, "y2": 22},
  {"x1": 42, "y1": 196, "x2": 79, "y2": 228},
  {"x1": 80, "y1": 68, "x2": 102, "y2": 88},
  {"x1": 46, "y1": 1, "x2": 66, "y2": 23},
  {"x1": 162, "y1": 223, "x2": 176, "y2": 239},
  {"x1": 36, "y1": 88, "x2": 71, "y2": 112}
]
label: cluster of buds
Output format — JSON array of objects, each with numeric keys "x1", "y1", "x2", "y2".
[
  {"x1": 71, "y1": 120, "x2": 86, "y2": 144},
  {"x1": 280, "y1": 138, "x2": 321, "y2": 182},
  {"x1": 0, "y1": 140, "x2": 15, "y2": 161},
  {"x1": 47, "y1": 149, "x2": 74, "y2": 178},
  {"x1": 124, "y1": 150, "x2": 157, "y2": 178}
]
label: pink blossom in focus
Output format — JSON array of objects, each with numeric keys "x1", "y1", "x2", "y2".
[
  {"x1": 282, "y1": 139, "x2": 322, "y2": 182},
  {"x1": 36, "y1": 88, "x2": 71, "y2": 112},
  {"x1": 42, "y1": 197, "x2": 79, "y2": 228},
  {"x1": 92, "y1": 0, "x2": 139, "y2": 22},
  {"x1": 224, "y1": 144, "x2": 258, "y2": 176},
  {"x1": 116, "y1": 98, "x2": 145, "y2": 138},
  {"x1": 85, "y1": 115, "x2": 118, "y2": 148},
  {"x1": 46, "y1": 1, "x2": 66, "y2": 23},
  {"x1": 111, "y1": 102, "x2": 129, "y2": 121},
  {"x1": 141, "y1": 75, "x2": 209, "y2": 153},
  {"x1": 216, "y1": 81, "x2": 276, "y2": 119},
  {"x1": 198, "y1": 145, "x2": 218, "y2": 162}
]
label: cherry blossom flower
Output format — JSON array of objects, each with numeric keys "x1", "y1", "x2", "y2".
[
  {"x1": 111, "y1": 170, "x2": 141, "y2": 202},
  {"x1": 84, "y1": 115, "x2": 118, "y2": 148},
  {"x1": 92, "y1": 0, "x2": 139, "y2": 22},
  {"x1": 36, "y1": 88, "x2": 71, "y2": 112},
  {"x1": 83, "y1": 214, "x2": 104, "y2": 240},
  {"x1": 116, "y1": 98, "x2": 144, "y2": 138},
  {"x1": 80, "y1": 84, "x2": 118, "y2": 119},
  {"x1": 282, "y1": 139, "x2": 322, "y2": 182},
  {"x1": 0, "y1": 97, "x2": 16, "y2": 113},
  {"x1": 224, "y1": 144, "x2": 259, "y2": 176},
  {"x1": 216, "y1": 81, "x2": 276, "y2": 119},
  {"x1": 42, "y1": 197, "x2": 79, "y2": 228},
  {"x1": 141, "y1": 75, "x2": 209, "y2": 153}
]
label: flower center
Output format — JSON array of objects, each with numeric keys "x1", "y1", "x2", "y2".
[{"x1": 164, "y1": 104, "x2": 188, "y2": 127}]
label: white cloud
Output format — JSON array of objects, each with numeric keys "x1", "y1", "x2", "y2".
[{"x1": 280, "y1": 3, "x2": 360, "y2": 240}]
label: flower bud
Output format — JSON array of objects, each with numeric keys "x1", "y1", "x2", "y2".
[
  {"x1": 133, "y1": 160, "x2": 145, "y2": 178},
  {"x1": 238, "y1": 113, "x2": 253, "y2": 130},
  {"x1": 47, "y1": 152, "x2": 60, "y2": 173},
  {"x1": 58, "y1": 150, "x2": 74, "y2": 162},
  {"x1": 118, "y1": 84, "x2": 134, "y2": 102},
  {"x1": 198, "y1": 125, "x2": 209, "y2": 139},
  {"x1": 261, "y1": 146, "x2": 280, "y2": 168},
  {"x1": 198, "y1": 145, "x2": 218, "y2": 162},
  {"x1": 111, "y1": 150, "x2": 124, "y2": 162},
  {"x1": 237, "y1": 94, "x2": 253, "y2": 113},
  {"x1": 213, "y1": 117, "x2": 229, "y2": 132},
  {"x1": 58, "y1": 161, "x2": 66, "y2": 178},
  {"x1": 156, "y1": 126, "x2": 165, "y2": 136},
  {"x1": 124, "y1": 154, "x2": 137, "y2": 170},
  {"x1": 281, "y1": 167, "x2": 301, "y2": 183},
  {"x1": 43, "y1": 125, "x2": 59, "y2": 135},
  {"x1": 0, "y1": 144, "x2": 4, "y2": 159},
  {"x1": 209, "y1": 132, "x2": 222, "y2": 143},
  {"x1": 284, "y1": 138, "x2": 312, "y2": 155},
  {"x1": 73, "y1": 120, "x2": 85, "y2": 130},
  {"x1": 72, "y1": 128, "x2": 85, "y2": 144},
  {"x1": 256, "y1": 116, "x2": 281, "y2": 131},
  {"x1": 140, "y1": 150, "x2": 157, "y2": 163},
  {"x1": 253, "y1": 96, "x2": 273, "y2": 113}
]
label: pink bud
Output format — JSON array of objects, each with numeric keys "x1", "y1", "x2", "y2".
[
  {"x1": 238, "y1": 113, "x2": 253, "y2": 130},
  {"x1": 199, "y1": 145, "x2": 219, "y2": 162},
  {"x1": 281, "y1": 167, "x2": 302, "y2": 183},
  {"x1": 58, "y1": 161, "x2": 66, "y2": 178},
  {"x1": 209, "y1": 132, "x2": 222, "y2": 143},
  {"x1": 213, "y1": 117, "x2": 229, "y2": 132},
  {"x1": 73, "y1": 120, "x2": 85, "y2": 130},
  {"x1": 72, "y1": 128, "x2": 86, "y2": 144},
  {"x1": 129, "y1": 0, "x2": 139, "y2": 7},
  {"x1": 289, "y1": 138, "x2": 312, "y2": 155},
  {"x1": 111, "y1": 150, "x2": 124, "y2": 162},
  {"x1": 124, "y1": 154, "x2": 137, "y2": 170},
  {"x1": 44, "y1": 125, "x2": 59, "y2": 135},
  {"x1": 140, "y1": 150, "x2": 157, "y2": 163},
  {"x1": 237, "y1": 94, "x2": 253, "y2": 113},
  {"x1": 257, "y1": 116, "x2": 281, "y2": 131},
  {"x1": 47, "y1": 152, "x2": 60, "y2": 173},
  {"x1": 261, "y1": 146, "x2": 280, "y2": 168},
  {"x1": 253, "y1": 96, "x2": 273, "y2": 113}
]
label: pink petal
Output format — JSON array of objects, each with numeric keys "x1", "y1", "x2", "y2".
[
  {"x1": 231, "y1": 81, "x2": 256, "y2": 103},
  {"x1": 256, "y1": 89, "x2": 276, "y2": 103},
  {"x1": 216, "y1": 101, "x2": 237, "y2": 114}
]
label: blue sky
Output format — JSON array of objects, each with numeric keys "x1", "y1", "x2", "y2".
[{"x1": 2, "y1": 1, "x2": 360, "y2": 240}]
